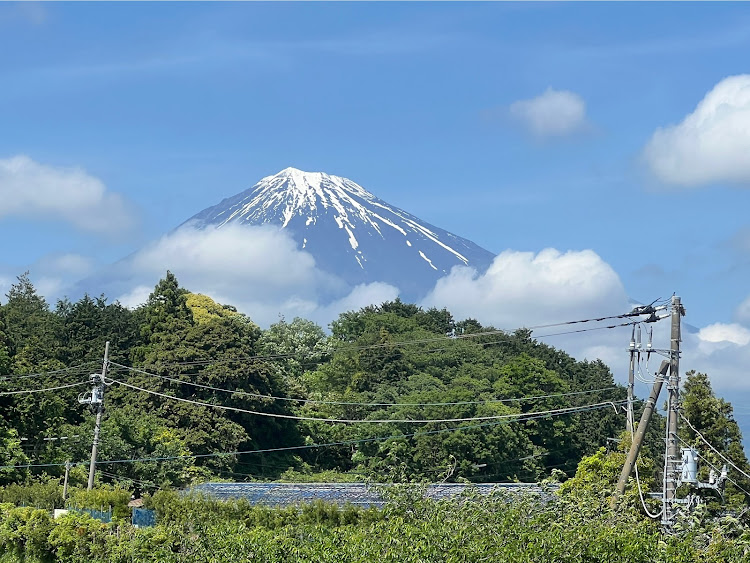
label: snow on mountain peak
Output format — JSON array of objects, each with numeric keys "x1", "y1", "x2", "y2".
[{"x1": 188, "y1": 168, "x2": 496, "y2": 300}]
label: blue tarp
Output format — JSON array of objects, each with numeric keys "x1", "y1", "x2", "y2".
[
  {"x1": 132, "y1": 507, "x2": 156, "y2": 527},
  {"x1": 73, "y1": 508, "x2": 112, "y2": 523}
]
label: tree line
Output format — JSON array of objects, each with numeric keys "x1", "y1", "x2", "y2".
[{"x1": 0, "y1": 271, "x2": 746, "y2": 497}]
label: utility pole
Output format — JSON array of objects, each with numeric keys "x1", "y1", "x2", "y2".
[
  {"x1": 614, "y1": 359, "x2": 670, "y2": 500},
  {"x1": 627, "y1": 326, "x2": 636, "y2": 434},
  {"x1": 86, "y1": 342, "x2": 109, "y2": 491},
  {"x1": 62, "y1": 461, "x2": 71, "y2": 501},
  {"x1": 662, "y1": 296, "x2": 683, "y2": 531}
]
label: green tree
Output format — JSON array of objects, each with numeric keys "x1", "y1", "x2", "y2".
[
  {"x1": 0, "y1": 314, "x2": 11, "y2": 376},
  {"x1": 2, "y1": 272, "x2": 63, "y2": 373},
  {"x1": 0, "y1": 274, "x2": 69, "y2": 457},
  {"x1": 112, "y1": 274, "x2": 300, "y2": 479},
  {"x1": 258, "y1": 316, "x2": 329, "y2": 388},
  {"x1": 680, "y1": 370, "x2": 750, "y2": 505},
  {"x1": 59, "y1": 405, "x2": 196, "y2": 489},
  {"x1": 57, "y1": 294, "x2": 140, "y2": 366},
  {"x1": 0, "y1": 426, "x2": 28, "y2": 485}
]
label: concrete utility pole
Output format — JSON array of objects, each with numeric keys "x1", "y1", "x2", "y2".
[
  {"x1": 87, "y1": 341, "x2": 110, "y2": 491},
  {"x1": 662, "y1": 296, "x2": 683, "y2": 530},
  {"x1": 614, "y1": 359, "x2": 670, "y2": 500},
  {"x1": 62, "y1": 461, "x2": 71, "y2": 500},
  {"x1": 627, "y1": 326, "x2": 636, "y2": 434}
]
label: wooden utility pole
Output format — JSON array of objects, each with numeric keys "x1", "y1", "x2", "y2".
[{"x1": 87, "y1": 341, "x2": 109, "y2": 491}]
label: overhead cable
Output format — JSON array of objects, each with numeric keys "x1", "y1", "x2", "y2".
[
  {"x1": 0, "y1": 381, "x2": 88, "y2": 396},
  {"x1": 680, "y1": 413, "x2": 750, "y2": 482},
  {"x1": 0, "y1": 363, "x2": 96, "y2": 382},
  {"x1": 107, "y1": 376, "x2": 620, "y2": 424},
  {"x1": 0, "y1": 400, "x2": 624, "y2": 470},
  {"x1": 677, "y1": 434, "x2": 750, "y2": 499},
  {"x1": 145, "y1": 305, "x2": 665, "y2": 368},
  {"x1": 109, "y1": 361, "x2": 617, "y2": 408}
]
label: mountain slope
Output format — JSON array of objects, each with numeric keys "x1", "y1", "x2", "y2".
[{"x1": 187, "y1": 167, "x2": 496, "y2": 299}]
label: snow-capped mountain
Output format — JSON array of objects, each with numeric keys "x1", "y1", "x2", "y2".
[{"x1": 187, "y1": 167, "x2": 496, "y2": 299}]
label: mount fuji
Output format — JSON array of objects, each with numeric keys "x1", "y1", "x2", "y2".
[{"x1": 186, "y1": 167, "x2": 496, "y2": 300}]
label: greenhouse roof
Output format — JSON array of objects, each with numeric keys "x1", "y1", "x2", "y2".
[{"x1": 188, "y1": 482, "x2": 546, "y2": 508}]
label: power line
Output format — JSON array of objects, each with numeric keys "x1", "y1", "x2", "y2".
[
  {"x1": 680, "y1": 413, "x2": 750, "y2": 483},
  {"x1": 677, "y1": 434, "x2": 750, "y2": 499},
  {"x1": 0, "y1": 363, "x2": 96, "y2": 382},
  {"x1": 0, "y1": 400, "x2": 625, "y2": 470},
  {"x1": 98, "y1": 470, "x2": 160, "y2": 491},
  {"x1": 0, "y1": 381, "x2": 88, "y2": 395},
  {"x1": 110, "y1": 361, "x2": 618, "y2": 408},
  {"x1": 532, "y1": 320, "x2": 644, "y2": 340},
  {"x1": 107, "y1": 376, "x2": 620, "y2": 425},
  {"x1": 634, "y1": 460, "x2": 663, "y2": 519},
  {"x1": 137, "y1": 307, "x2": 663, "y2": 369},
  {"x1": 99, "y1": 401, "x2": 624, "y2": 465}
]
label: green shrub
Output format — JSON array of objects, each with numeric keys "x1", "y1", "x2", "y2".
[
  {"x1": 0, "y1": 480, "x2": 64, "y2": 510},
  {"x1": 67, "y1": 487, "x2": 131, "y2": 518}
]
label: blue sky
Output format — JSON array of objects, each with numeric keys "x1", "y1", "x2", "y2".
[{"x1": 3, "y1": 3, "x2": 750, "y2": 416}]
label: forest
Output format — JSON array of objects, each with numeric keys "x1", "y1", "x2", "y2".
[{"x1": 1, "y1": 271, "x2": 750, "y2": 561}]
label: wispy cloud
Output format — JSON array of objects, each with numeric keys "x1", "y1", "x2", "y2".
[
  {"x1": 7, "y1": 25, "x2": 459, "y2": 85},
  {"x1": 0, "y1": 252, "x2": 97, "y2": 304},
  {"x1": 0, "y1": 2, "x2": 47, "y2": 27},
  {"x1": 559, "y1": 21, "x2": 750, "y2": 60},
  {"x1": 508, "y1": 88, "x2": 589, "y2": 139}
]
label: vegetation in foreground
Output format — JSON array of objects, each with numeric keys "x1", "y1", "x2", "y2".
[{"x1": 1, "y1": 460, "x2": 750, "y2": 563}]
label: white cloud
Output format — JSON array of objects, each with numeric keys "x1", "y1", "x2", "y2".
[
  {"x1": 643, "y1": 74, "x2": 750, "y2": 187},
  {"x1": 128, "y1": 222, "x2": 328, "y2": 298},
  {"x1": 422, "y1": 248, "x2": 629, "y2": 329},
  {"x1": 116, "y1": 285, "x2": 152, "y2": 309},
  {"x1": 421, "y1": 248, "x2": 637, "y2": 385},
  {"x1": 33, "y1": 253, "x2": 96, "y2": 300},
  {"x1": 698, "y1": 322, "x2": 750, "y2": 347},
  {"x1": 0, "y1": 155, "x2": 136, "y2": 234},
  {"x1": 681, "y1": 325, "x2": 750, "y2": 391},
  {"x1": 110, "y1": 223, "x2": 398, "y2": 327},
  {"x1": 0, "y1": 253, "x2": 97, "y2": 304},
  {"x1": 0, "y1": 275, "x2": 11, "y2": 300},
  {"x1": 313, "y1": 282, "x2": 400, "y2": 325},
  {"x1": 509, "y1": 88, "x2": 587, "y2": 138},
  {"x1": 736, "y1": 296, "x2": 750, "y2": 324}
]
